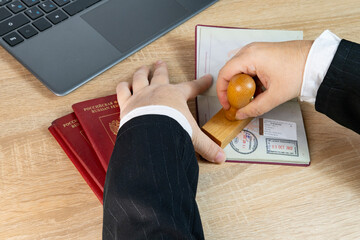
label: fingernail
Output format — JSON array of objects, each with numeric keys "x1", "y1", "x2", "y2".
[
  {"x1": 138, "y1": 65, "x2": 148, "y2": 71},
  {"x1": 215, "y1": 150, "x2": 226, "y2": 163},
  {"x1": 236, "y1": 112, "x2": 248, "y2": 120},
  {"x1": 156, "y1": 60, "x2": 163, "y2": 65},
  {"x1": 249, "y1": 65, "x2": 256, "y2": 73},
  {"x1": 223, "y1": 105, "x2": 230, "y2": 111}
]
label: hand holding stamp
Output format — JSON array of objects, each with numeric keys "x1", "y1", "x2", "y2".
[
  {"x1": 224, "y1": 74, "x2": 256, "y2": 121},
  {"x1": 201, "y1": 74, "x2": 256, "y2": 148}
]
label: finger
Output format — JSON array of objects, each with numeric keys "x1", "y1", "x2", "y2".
[
  {"x1": 116, "y1": 81, "x2": 132, "y2": 108},
  {"x1": 179, "y1": 74, "x2": 213, "y2": 100},
  {"x1": 216, "y1": 81, "x2": 230, "y2": 110},
  {"x1": 220, "y1": 57, "x2": 257, "y2": 79},
  {"x1": 217, "y1": 51, "x2": 257, "y2": 109},
  {"x1": 132, "y1": 66, "x2": 150, "y2": 92},
  {"x1": 235, "y1": 89, "x2": 282, "y2": 120},
  {"x1": 151, "y1": 60, "x2": 169, "y2": 85},
  {"x1": 192, "y1": 129, "x2": 226, "y2": 164}
]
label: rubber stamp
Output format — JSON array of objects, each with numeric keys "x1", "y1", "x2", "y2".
[{"x1": 201, "y1": 74, "x2": 256, "y2": 148}]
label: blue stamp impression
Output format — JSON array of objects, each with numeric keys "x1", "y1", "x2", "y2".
[{"x1": 230, "y1": 130, "x2": 258, "y2": 154}]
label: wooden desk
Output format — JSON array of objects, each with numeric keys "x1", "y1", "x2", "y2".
[{"x1": 1, "y1": 0, "x2": 359, "y2": 239}]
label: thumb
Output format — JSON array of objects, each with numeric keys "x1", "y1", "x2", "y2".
[
  {"x1": 180, "y1": 74, "x2": 213, "y2": 100},
  {"x1": 192, "y1": 129, "x2": 226, "y2": 164},
  {"x1": 235, "y1": 90, "x2": 281, "y2": 120}
]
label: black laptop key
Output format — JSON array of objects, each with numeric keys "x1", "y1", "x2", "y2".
[
  {"x1": 52, "y1": 0, "x2": 69, "y2": 7},
  {"x1": 0, "y1": 6, "x2": 12, "y2": 21},
  {"x1": 46, "y1": 9, "x2": 67, "y2": 24},
  {"x1": 22, "y1": 0, "x2": 40, "y2": 7},
  {"x1": 0, "y1": 0, "x2": 11, "y2": 7},
  {"x1": 0, "y1": 14, "x2": 30, "y2": 36},
  {"x1": 25, "y1": 6, "x2": 43, "y2": 20},
  {"x1": 3, "y1": 31, "x2": 23, "y2": 46},
  {"x1": 63, "y1": 0, "x2": 101, "y2": 16},
  {"x1": 7, "y1": 1, "x2": 26, "y2": 14},
  {"x1": 38, "y1": 0, "x2": 57, "y2": 13},
  {"x1": 18, "y1": 24, "x2": 38, "y2": 38},
  {"x1": 32, "y1": 17, "x2": 51, "y2": 31}
]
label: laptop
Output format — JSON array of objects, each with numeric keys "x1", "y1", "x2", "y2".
[{"x1": 0, "y1": 0, "x2": 218, "y2": 96}]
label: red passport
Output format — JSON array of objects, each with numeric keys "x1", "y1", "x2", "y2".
[
  {"x1": 51, "y1": 113, "x2": 106, "y2": 191},
  {"x1": 48, "y1": 124, "x2": 104, "y2": 204},
  {"x1": 72, "y1": 94, "x2": 120, "y2": 170}
]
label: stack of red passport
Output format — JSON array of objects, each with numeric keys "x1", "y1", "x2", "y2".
[{"x1": 49, "y1": 94, "x2": 119, "y2": 204}]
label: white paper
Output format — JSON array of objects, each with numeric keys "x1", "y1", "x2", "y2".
[{"x1": 263, "y1": 119, "x2": 297, "y2": 141}]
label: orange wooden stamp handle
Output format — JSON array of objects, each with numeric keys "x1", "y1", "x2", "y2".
[
  {"x1": 225, "y1": 74, "x2": 256, "y2": 121},
  {"x1": 201, "y1": 73, "x2": 257, "y2": 148}
]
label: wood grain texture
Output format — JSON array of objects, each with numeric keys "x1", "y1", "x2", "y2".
[
  {"x1": 202, "y1": 109, "x2": 253, "y2": 148},
  {"x1": 1, "y1": 0, "x2": 360, "y2": 239}
]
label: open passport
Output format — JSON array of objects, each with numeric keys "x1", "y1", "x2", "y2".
[
  {"x1": 196, "y1": 25, "x2": 310, "y2": 166},
  {"x1": 48, "y1": 25, "x2": 311, "y2": 203}
]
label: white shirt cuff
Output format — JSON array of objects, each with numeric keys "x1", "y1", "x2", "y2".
[
  {"x1": 119, "y1": 105, "x2": 193, "y2": 137},
  {"x1": 300, "y1": 30, "x2": 341, "y2": 103}
]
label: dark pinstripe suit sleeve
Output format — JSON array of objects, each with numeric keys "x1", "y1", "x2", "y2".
[
  {"x1": 315, "y1": 39, "x2": 360, "y2": 134},
  {"x1": 102, "y1": 115, "x2": 204, "y2": 240}
]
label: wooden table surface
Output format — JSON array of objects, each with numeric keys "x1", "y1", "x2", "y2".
[{"x1": 1, "y1": 0, "x2": 359, "y2": 239}]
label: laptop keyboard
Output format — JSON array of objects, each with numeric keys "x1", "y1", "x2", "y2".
[{"x1": 0, "y1": 0, "x2": 103, "y2": 47}]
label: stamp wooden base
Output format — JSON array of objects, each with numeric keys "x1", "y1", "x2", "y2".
[{"x1": 201, "y1": 108, "x2": 253, "y2": 148}]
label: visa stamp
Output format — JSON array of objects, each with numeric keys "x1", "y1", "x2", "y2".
[
  {"x1": 230, "y1": 130, "x2": 258, "y2": 154},
  {"x1": 266, "y1": 138, "x2": 298, "y2": 156}
]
